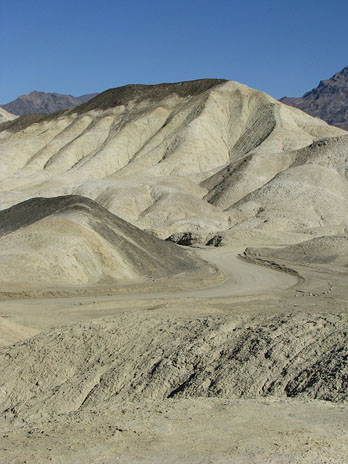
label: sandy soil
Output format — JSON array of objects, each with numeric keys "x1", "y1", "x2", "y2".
[
  {"x1": 1, "y1": 399, "x2": 347, "y2": 464},
  {"x1": 0, "y1": 243, "x2": 347, "y2": 463}
]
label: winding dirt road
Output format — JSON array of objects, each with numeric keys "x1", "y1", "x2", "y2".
[
  {"x1": 0, "y1": 247, "x2": 297, "y2": 338},
  {"x1": 97, "y1": 246, "x2": 297, "y2": 301}
]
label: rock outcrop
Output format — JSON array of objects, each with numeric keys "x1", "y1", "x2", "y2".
[{"x1": 281, "y1": 65, "x2": 348, "y2": 130}]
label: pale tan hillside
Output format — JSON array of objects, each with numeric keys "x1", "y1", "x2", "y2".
[
  {"x1": 227, "y1": 151, "x2": 348, "y2": 232},
  {"x1": 0, "y1": 195, "x2": 215, "y2": 296},
  {"x1": 0, "y1": 107, "x2": 17, "y2": 124},
  {"x1": 245, "y1": 234, "x2": 348, "y2": 266},
  {"x1": 203, "y1": 134, "x2": 348, "y2": 213},
  {"x1": 0, "y1": 79, "x2": 345, "y2": 238}
]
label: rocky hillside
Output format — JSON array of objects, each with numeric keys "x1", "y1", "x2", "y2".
[
  {"x1": 0, "y1": 91, "x2": 98, "y2": 115},
  {"x1": 280, "y1": 66, "x2": 348, "y2": 130}
]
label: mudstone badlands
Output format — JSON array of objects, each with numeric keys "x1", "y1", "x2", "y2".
[{"x1": 0, "y1": 79, "x2": 348, "y2": 463}]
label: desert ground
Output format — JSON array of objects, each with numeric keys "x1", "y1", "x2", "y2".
[
  {"x1": 0, "y1": 80, "x2": 347, "y2": 463},
  {"x1": 0, "y1": 241, "x2": 347, "y2": 463}
]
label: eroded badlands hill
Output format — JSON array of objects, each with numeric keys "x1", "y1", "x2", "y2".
[
  {"x1": 1, "y1": 80, "x2": 348, "y2": 464},
  {"x1": 0, "y1": 79, "x2": 346, "y2": 240},
  {"x1": 0, "y1": 195, "x2": 213, "y2": 296},
  {"x1": 245, "y1": 235, "x2": 348, "y2": 267}
]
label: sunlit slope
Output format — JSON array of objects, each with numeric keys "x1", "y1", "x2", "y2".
[
  {"x1": 0, "y1": 79, "x2": 345, "y2": 236},
  {"x1": 0, "y1": 195, "x2": 210, "y2": 294},
  {"x1": 0, "y1": 108, "x2": 17, "y2": 124},
  {"x1": 226, "y1": 135, "x2": 348, "y2": 231},
  {"x1": 0, "y1": 310, "x2": 347, "y2": 423}
]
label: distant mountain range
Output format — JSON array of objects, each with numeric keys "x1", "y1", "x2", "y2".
[
  {"x1": 280, "y1": 66, "x2": 348, "y2": 131},
  {"x1": 0, "y1": 91, "x2": 98, "y2": 116},
  {"x1": 3, "y1": 67, "x2": 348, "y2": 130}
]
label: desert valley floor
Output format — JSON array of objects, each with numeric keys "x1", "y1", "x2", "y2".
[{"x1": 0, "y1": 80, "x2": 347, "y2": 463}]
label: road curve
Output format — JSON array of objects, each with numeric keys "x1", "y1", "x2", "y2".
[
  {"x1": 0, "y1": 247, "x2": 298, "y2": 337},
  {"x1": 89, "y1": 246, "x2": 297, "y2": 302}
]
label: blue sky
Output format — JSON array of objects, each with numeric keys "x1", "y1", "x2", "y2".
[{"x1": 1, "y1": 0, "x2": 347, "y2": 103}]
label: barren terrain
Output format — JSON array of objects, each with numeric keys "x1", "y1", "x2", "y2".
[
  {"x1": 1, "y1": 241, "x2": 348, "y2": 463},
  {"x1": 0, "y1": 80, "x2": 347, "y2": 463}
]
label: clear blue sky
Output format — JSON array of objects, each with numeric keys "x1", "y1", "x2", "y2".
[{"x1": 1, "y1": 0, "x2": 347, "y2": 103}]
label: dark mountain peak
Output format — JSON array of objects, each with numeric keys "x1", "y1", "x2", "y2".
[
  {"x1": 0, "y1": 91, "x2": 98, "y2": 116},
  {"x1": 280, "y1": 66, "x2": 348, "y2": 131},
  {"x1": 318, "y1": 66, "x2": 348, "y2": 88},
  {"x1": 28, "y1": 91, "x2": 47, "y2": 96},
  {"x1": 335, "y1": 65, "x2": 348, "y2": 78}
]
